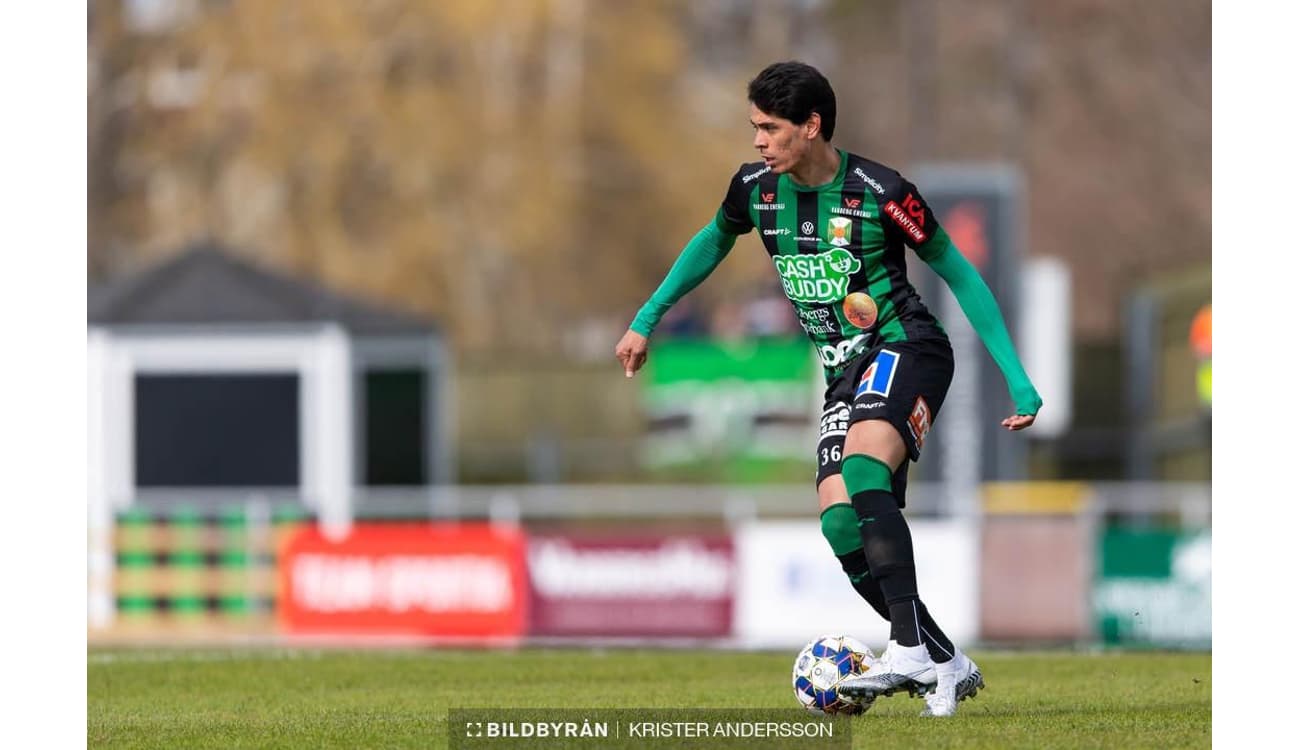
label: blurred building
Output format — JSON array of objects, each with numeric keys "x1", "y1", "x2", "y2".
[{"x1": 87, "y1": 243, "x2": 451, "y2": 531}]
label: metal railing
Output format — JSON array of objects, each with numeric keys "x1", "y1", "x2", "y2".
[{"x1": 123, "y1": 481, "x2": 1211, "y2": 525}]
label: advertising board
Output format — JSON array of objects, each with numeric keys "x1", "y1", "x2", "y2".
[
  {"x1": 279, "y1": 523, "x2": 527, "y2": 638},
  {"x1": 527, "y1": 532, "x2": 735, "y2": 638}
]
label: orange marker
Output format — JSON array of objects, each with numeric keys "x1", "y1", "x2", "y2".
[{"x1": 843, "y1": 292, "x2": 878, "y2": 329}]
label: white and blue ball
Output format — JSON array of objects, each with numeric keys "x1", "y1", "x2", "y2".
[{"x1": 791, "y1": 635, "x2": 876, "y2": 715}]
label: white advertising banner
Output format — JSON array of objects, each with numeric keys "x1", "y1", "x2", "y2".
[{"x1": 734, "y1": 519, "x2": 979, "y2": 649}]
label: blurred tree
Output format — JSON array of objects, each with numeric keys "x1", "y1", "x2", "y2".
[
  {"x1": 90, "y1": 0, "x2": 1208, "y2": 352},
  {"x1": 87, "y1": 0, "x2": 1210, "y2": 481},
  {"x1": 821, "y1": 0, "x2": 1210, "y2": 339},
  {"x1": 89, "y1": 0, "x2": 733, "y2": 354}
]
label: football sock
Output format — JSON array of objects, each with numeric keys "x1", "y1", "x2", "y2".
[
  {"x1": 843, "y1": 453, "x2": 956, "y2": 657},
  {"x1": 914, "y1": 601, "x2": 956, "y2": 663},
  {"x1": 824, "y1": 502, "x2": 956, "y2": 661},
  {"x1": 834, "y1": 548, "x2": 892, "y2": 621},
  {"x1": 823, "y1": 504, "x2": 892, "y2": 620}
]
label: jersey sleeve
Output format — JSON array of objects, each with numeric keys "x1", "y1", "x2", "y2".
[
  {"x1": 880, "y1": 177, "x2": 946, "y2": 262},
  {"x1": 714, "y1": 166, "x2": 756, "y2": 236},
  {"x1": 924, "y1": 242, "x2": 1043, "y2": 416}
]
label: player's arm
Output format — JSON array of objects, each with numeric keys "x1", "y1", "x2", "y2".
[
  {"x1": 921, "y1": 230, "x2": 1041, "y2": 428},
  {"x1": 617, "y1": 168, "x2": 754, "y2": 377},
  {"x1": 884, "y1": 180, "x2": 1042, "y2": 428},
  {"x1": 616, "y1": 220, "x2": 737, "y2": 377}
]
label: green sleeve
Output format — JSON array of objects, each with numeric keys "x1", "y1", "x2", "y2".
[
  {"x1": 923, "y1": 233, "x2": 1043, "y2": 416},
  {"x1": 629, "y1": 222, "x2": 737, "y2": 337}
]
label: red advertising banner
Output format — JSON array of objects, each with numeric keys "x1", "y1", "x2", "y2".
[
  {"x1": 527, "y1": 533, "x2": 735, "y2": 638},
  {"x1": 279, "y1": 523, "x2": 527, "y2": 638}
]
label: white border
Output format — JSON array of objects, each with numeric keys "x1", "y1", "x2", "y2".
[
  {"x1": 3, "y1": 3, "x2": 84, "y2": 746},
  {"x1": 1214, "y1": 2, "x2": 1297, "y2": 742}
]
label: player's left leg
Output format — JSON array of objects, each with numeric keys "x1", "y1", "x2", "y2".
[
  {"x1": 836, "y1": 459, "x2": 983, "y2": 713},
  {"x1": 832, "y1": 342, "x2": 983, "y2": 712},
  {"x1": 833, "y1": 422, "x2": 944, "y2": 699},
  {"x1": 817, "y1": 441, "x2": 948, "y2": 679}
]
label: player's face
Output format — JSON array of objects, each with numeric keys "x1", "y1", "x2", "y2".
[{"x1": 750, "y1": 104, "x2": 814, "y2": 174}]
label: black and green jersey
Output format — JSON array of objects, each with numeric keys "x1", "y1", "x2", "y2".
[{"x1": 715, "y1": 149, "x2": 951, "y2": 380}]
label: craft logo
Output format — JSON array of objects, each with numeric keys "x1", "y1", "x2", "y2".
[
  {"x1": 827, "y1": 217, "x2": 852, "y2": 247},
  {"x1": 773, "y1": 249, "x2": 861, "y2": 304},
  {"x1": 907, "y1": 396, "x2": 932, "y2": 450}
]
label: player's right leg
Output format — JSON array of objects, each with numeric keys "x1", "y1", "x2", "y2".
[
  {"x1": 816, "y1": 417, "x2": 939, "y2": 695},
  {"x1": 816, "y1": 403, "x2": 896, "y2": 624}
]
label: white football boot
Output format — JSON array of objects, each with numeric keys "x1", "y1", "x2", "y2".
[
  {"x1": 838, "y1": 640, "x2": 937, "y2": 700},
  {"x1": 920, "y1": 651, "x2": 984, "y2": 717}
]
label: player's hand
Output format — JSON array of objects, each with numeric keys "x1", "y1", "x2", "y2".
[
  {"x1": 615, "y1": 329, "x2": 649, "y2": 378},
  {"x1": 1001, "y1": 413, "x2": 1037, "y2": 431}
]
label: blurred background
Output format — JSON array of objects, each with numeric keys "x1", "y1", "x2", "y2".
[{"x1": 86, "y1": 0, "x2": 1210, "y2": 652}]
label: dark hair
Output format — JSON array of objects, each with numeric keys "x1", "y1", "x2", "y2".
[{"x1": 747, "y1": 61, "x2": 837, "y2": 141}]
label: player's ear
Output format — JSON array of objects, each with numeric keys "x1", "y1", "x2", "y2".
[{"x1": 804, "y1": 112, "x2": 822, "y2": 141}]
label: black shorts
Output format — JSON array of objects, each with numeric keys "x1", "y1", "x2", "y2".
[{"x1": 814, "y1": 337, "x2": 955, "y2": 506}]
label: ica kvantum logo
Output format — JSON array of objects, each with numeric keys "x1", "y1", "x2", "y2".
[{"x1": 773, "y1": 248, "x2": 862, "y2": 304}]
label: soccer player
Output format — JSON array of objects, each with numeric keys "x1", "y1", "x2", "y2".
[{"x1": 615, "y1": 61, "x2": 1042, "y2": 717}]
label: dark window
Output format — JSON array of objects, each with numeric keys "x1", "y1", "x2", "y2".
[
  {"x1": 364, "y1": 370, "x2": 427, "y2": 485},
  {"x1": 135, "y1": 374, "x2": 299, "y2": 487}
]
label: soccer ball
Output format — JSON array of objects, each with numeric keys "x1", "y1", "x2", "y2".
[{"x1": 792, "y1": 635, "x2": 877, "y2": 715}]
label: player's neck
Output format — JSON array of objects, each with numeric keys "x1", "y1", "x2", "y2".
[{"x1": 787, "y1": 143, "x2": 840, "y2": 188}]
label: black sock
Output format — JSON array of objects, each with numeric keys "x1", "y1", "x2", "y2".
[
  {"x1": 885, "y1": 599, "x2": 923, "y2": 647},
  {"x1": 852, "y1": 489, "x2": 920, "y2": 645},
  {"x1": 914, "y1": 601, "x2": 955, "y2": 664},
  {"x1": 835, "y1": 548, "x2": 954, "y2": 661},
  {"x1": 835, "y1": 548, "x2": 890, "y2": 621},
  {"x1": 852, "y1": 488, "x2": 955, "y2": 658}
]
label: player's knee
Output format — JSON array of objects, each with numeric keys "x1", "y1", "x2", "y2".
[{"x1": 819, "y1": 503, "x2": 862, "y2": 556}]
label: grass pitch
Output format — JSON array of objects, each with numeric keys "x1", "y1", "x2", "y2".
[{"x1": 88, "y1": 647, "x2": 1210, "y2": 749}]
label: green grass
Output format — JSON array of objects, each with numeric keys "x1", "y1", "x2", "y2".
[{"x1": 88, "y1": 648, "x2": 1211, "y2": 749}]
